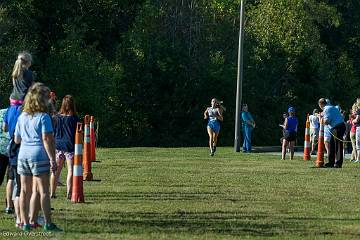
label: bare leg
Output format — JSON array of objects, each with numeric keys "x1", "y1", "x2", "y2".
[
  {"x1": 324, "y1": 142, "x2": 330, "y2": 158},
  {"x1": 350, "y1": 133, "x2": 357, "y2": 160},
  {"x1": 34, "y1": 174, "x2": 52, "y2": 225},
  {"x1": 281, "y1": 139, "x2": 288, "y2": 160},
  {"x1": 289, "y1": 141, "x2": 295, "y2": 160},
  {"x1": 213, "y1": 132, "x2": 219, "y2": 147},
  {"x1": 19, "y1": 176, "x2": 32, "y2": 225},
  {"x1": 207, "y1": 127, "x2": 214, "y2": 153},
  {"x1": 50, "y1": 156, "x2": 64, "y2": 198},
  {"x1": 6, "y1": 179, "x2": 14, "y2": 209},
  {"x1": 310, "y1": 139, "x2": 314, "y2": 153},
  {"x1": 66, "y1": 159, "x2": 73, "y2": 199},
  {"x1": 29, "y1": 181, "x2": 40, "y2": 225}
]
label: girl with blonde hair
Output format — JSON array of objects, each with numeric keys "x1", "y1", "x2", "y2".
[
  {"x1": 352, "y1": 101, "x2": 360, "y2": 163},
  {"x1": 348, "y1": 103, "x2": 358, "y2": 161},
  {"x1": 3, "y1": 51, "x2": 34, "y2": 229},
  {"x1": 10, "y1": 51, "x2": 34, "y2": 105},
  {"x1": 14, "y1": 83, "x2": 61, "y2": 232}
]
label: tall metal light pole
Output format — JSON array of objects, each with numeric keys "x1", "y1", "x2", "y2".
[{"x1": 234, "y1": 0, "x2": 245, "y2": 152}]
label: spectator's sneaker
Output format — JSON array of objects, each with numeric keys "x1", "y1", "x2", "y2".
[
  {"x1": 30, "y1": 222, "x2": 42, "y2": 229},
  {"x1": 16, "y1": 222, "x2": 23, "y2": 229},
  {"x1": 354, "y1": 160, "x2": 360, "y2": 163},
  {"x1": 5, "y1": 207, "x2": 14, "y2": 214},
  {"x1": 43, "y1": 223, "x2": 63, "y2": 232},
  {"x1": 324, "y1": 163, "x2": 334, "y2": 168},
  {"x1": 37, "y1": 216, "x2": 45, "y2": 226},
  {"x1": 22, "y1": 224, "x2": 31, "y2": 231},
  {"x1": 57, "y1": 181, "x2": 64, "y2": 186}
]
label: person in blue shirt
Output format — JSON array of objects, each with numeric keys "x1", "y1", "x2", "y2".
[
  {"x1": 281, "y1": 107, "x2": 298, "y2": 160},
  {"x1": 204, "y1": 98, "x2": 224, "y2": 156},
  {"x1": 0, "y1": 108, "x2": 11, "y2": 216},
  {"x1": 0, "y1": 109, "x2": 10, "y2": 185},
  {"x1": 318, "y1": 98, "x2": 346, "y2": 168},
  {"x1": 241, "y1": 104, "x2": 255, "y2": 153},
  {"x1": 50, "y1": 95, "x2": 79, "y2": 199},
  {"x1": 14, "y1": 82, "x2": 62, "y2": 232},
  {"x1": 3, "y1": 106, "x2": 22, "y2": 223}
]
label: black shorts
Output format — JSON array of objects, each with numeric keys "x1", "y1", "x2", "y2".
[
  {"x1": 284, "y1": 131, "x2": 297, "y2": 142},
  {"x1": 7, "y1": 165, "x2": 21, "y2": 197},
  {"x1": 0, "y1": 154, "x2": 9, "y2": 186}
]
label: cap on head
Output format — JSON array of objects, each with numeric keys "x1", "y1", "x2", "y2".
[{"x1": 288, "y1": 107, "x2": 295, "y2": 113}]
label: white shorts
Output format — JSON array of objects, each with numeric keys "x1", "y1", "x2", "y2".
[
  {"x1": 324, "y1": 127, "x2": 331, "y2": 143},
  {"x1": 310, "y1": 128, "x2": 319, "y2": 142},
  {"x1": 356, "y1": 128, "x2": 360, "y2": 150},
  {"x1": 56, "y1": 150, "x2": 74, "y2": 166}
]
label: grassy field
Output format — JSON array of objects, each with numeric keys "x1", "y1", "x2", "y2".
[{"x1": 1, "y1": 147, "x2": 360, "y2": 239}]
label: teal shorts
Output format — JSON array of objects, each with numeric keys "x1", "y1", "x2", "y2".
[{"x1": 207, "y1": 120, "x2": 220, "y2": 133}]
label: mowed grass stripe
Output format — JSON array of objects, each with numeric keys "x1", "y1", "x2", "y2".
[{"x1": 1, "y1": 147, "x2": 360, "y2": 239}]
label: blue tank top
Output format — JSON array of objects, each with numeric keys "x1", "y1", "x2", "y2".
[
  {"x1": 208, "y1": 107, "x2": 220, "y2": 122},
  {"x1": 286, "y1": 116, "x2": 298, "y2": 133},
  {"x1": 54, "y1": 114, "x2": 79, "y2": 152}
]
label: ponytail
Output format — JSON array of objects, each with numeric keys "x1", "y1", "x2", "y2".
[
  {"x1": 11, "y1": 52, "x2": 32, "y2": 81},
  {"x1": 12, "y1": 59, "x2": 24, "y2": 81},
  {"x1": 217, "y1": 100, "x2": 226, "y2": 113}
]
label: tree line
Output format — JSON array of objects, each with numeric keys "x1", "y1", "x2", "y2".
[{"x1": 0, "y1": 0, "x2": 359, "y2": 147}]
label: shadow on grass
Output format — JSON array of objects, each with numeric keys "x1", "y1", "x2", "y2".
[
  {"x1": 60, "y1": 213, "x2": 279, "y2": 237},
  {"x1": 85, "y1": 191, "x2": 223, "y2": 201},
  {"x1": 56, "y1": 209, "x2": 360, "y2": 238},
  {"x1": 84, "y1": 179, "x2": 102, "y2": 182}
]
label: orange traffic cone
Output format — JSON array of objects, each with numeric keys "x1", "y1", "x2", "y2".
[
  {"x1": 90, "y1": 116, "x2": 96, "y2": 162},
  {"x1": 71, "y1": 122, "x2": 85, "y2": 203},
  {"x1": 303, "y1": 114, "x2": 311, "y2": 160},
  {"x1": 316, "y1": 118, "x2": 325, "y2": 167},
  {"x1": 83, "y1": 115, "x2": 93, "y2": 181}
]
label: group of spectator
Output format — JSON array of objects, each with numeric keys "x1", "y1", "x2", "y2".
[
  {"x1": 0, "y1": 51, "x2": 78, "y2": 232},
  {"x1": 307, "y1": 98, "x2": 360, "y2": 167}
]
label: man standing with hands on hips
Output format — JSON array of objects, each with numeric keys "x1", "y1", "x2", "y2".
[{"x1": 318, "y1": 98, "x2": 346, "y2": 168}]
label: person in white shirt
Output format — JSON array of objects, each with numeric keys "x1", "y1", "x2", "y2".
[{"x1": 309, "y1": 109, "x2": 320, "y2": 155}]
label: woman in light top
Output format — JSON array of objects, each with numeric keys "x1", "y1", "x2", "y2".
[
  {"x1": 204, "y1": 98, "x2": 224, "y2": 156},
  {"x1": 14, "y1": 83, "x2": 62, "y2": 232}
]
